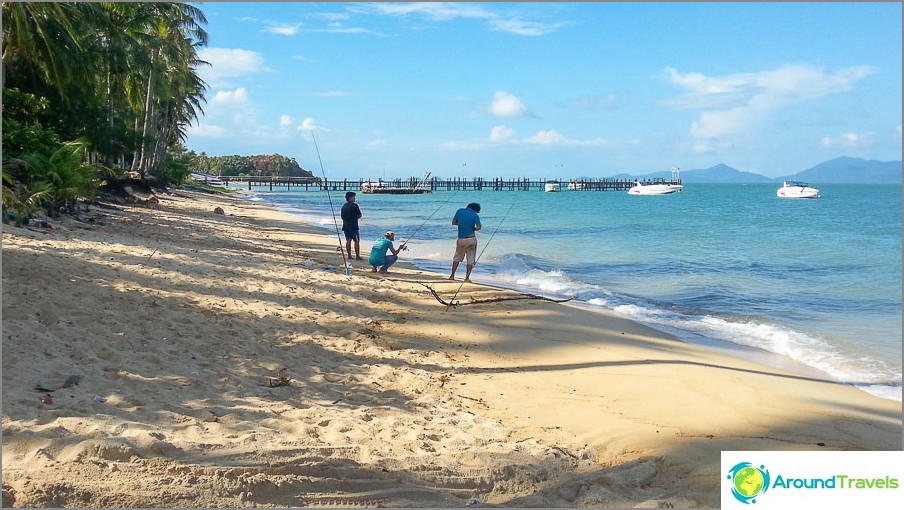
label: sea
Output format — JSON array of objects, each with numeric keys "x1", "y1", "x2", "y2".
[{"x1": 233, "y1": 182, "x2": 902, "y2": 402}]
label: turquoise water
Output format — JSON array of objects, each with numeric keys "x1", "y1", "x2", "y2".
[{"x1": 239, "y1": 183, "x2": 902, "y2": 401}]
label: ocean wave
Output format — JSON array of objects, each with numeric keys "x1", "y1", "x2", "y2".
[{"x1": 477, "y1": 253, "x2": 902, "y2": 402}]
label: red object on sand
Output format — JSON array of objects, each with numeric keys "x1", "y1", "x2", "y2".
[{"x1": 40, "y1": 395, "x2": 53, "y2": 404}]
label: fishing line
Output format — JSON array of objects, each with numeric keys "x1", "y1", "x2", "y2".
[
  {"x1": 398, "y1": 175, "x2": 460, "y2": 248},
  {"x1": 308, "y1": 130, "x2": 350, "y2": 277},
  {"x1": 444, "y1": 197, "x2": 517, "y2": 311}
]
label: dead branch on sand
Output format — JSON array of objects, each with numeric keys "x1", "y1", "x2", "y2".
[{"x1": 419, "y1": 283, "x2": 572, "y2": 308}]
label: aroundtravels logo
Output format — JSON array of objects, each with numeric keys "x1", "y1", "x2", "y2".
[
  {"x1": 726, "y1": 462, "x2": 771, "y2": 504},
  {"x1": 722, "y1": 452, "x2": 903, "y2": 508}
]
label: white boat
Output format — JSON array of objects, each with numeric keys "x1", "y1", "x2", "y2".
[
  {"x1": 567, "y1": 180, "x2": 588, "y2": 191},
  {"x1": 544, "y1": 181, "x2": 561, "y2": 192},
  {"x1": 777, "y1": 180, "x2": 819, "y2": 199},
  {"x1": 628, "y1": 180, "x2": 683, "y2": 195},
  {"x1": 361, "y1": 172, "x2": 432, "y2": 194},
  {"x1": 189, "y1": 172, "x2": 226, "y2": 187},
  {"x1": 627, "y1": 165, "x2": 683, "y2": 195}
]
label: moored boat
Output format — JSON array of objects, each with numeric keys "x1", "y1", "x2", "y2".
[
  {"x1": 544, "y1": 181, "x2": 561, "y2": 192},
  {"x1": 628, "y1": 180, "x2": 683, "y2": 195},
  {"x1": 777, "y1": 180, "x2": 819, "y2": 199},
  {"x1": 627, "y1": 165, "x2": 683, "y2": 195},
  {"x1": 361, "y1": 172, "x2": 432, "y2": 194}
]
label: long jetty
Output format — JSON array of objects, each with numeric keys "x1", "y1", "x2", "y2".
[{"x1": 219, "y1": 176, "x2": 679, "y2": 192}]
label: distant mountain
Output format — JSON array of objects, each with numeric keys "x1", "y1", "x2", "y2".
[
  {"x1": 677, "y1": 164, "x2": 774, "y2": 183},
  {"x1": 781, "y1": 157, "x2": 902, "y2": 184},
  {"x1": 613, "y1": 164, "x2": 771, "y2": 183},
  {"x1": 607, "y1": 158, "x2": 901, "y2": 184}
]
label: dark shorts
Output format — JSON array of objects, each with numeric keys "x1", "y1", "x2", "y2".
[{"x1": 343, "y1": 228, "x2": 359, "y2": 242}]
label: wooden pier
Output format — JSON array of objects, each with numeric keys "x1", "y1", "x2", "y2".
[{"x1": 219, "y1": 176, "x2": 680, "y2": 192}]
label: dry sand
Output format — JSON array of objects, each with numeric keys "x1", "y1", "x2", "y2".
[{"x1": 2, "y1": 189, "x2": 900, "y2": 508}]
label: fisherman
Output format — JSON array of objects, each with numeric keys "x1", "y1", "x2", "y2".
[
  {"x1": 340, "y1": 191, "x2": 362, "y2": 260},
  {"x1": 449, "y1": 202, "x2": 481, "y2": 282},
  {"x1": 368, "y1": 231, "x2": 406, "y2": 274}
]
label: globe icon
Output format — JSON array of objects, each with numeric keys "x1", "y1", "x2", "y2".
[{"x1": 733, "y1": 466, "x2": 765, "y2": 497}]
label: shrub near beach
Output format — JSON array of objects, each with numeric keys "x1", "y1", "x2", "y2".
[{"x1": 1, "y1": 2, "x2": 210, "y2": 222}]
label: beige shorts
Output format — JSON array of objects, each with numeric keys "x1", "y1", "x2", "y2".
[{"x1": 453, "y1": 237, "x2": 478, "y2": 265}]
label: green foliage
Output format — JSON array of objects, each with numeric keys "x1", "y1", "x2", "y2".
[
  {"x1": 1, "y1": 88, "x2": 60, "y2": 156},
  {"x1": 163, "y1": 144, "x2": 194, "y2": 186},
  {"x1": 192, "y1": 153, "x2": 313, "y2": 177},
  {"x1": 2, "y1": 2, "x2": 209, "y2": 178},
  {"x1": 10, "y1": 140, "x2": 100, "y2": 216}
]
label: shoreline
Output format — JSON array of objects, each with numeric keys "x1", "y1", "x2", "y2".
[
  {"x1": 3, "y1": 189, "x2": 901, "y2": 508},
  {"x1": 245, "y1": 188, "x2": 900, "y2": 403}
]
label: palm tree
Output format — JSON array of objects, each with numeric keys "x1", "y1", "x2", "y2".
[
  {"x1": 3, "y1": 2, "x2": 209, "y2": 185},
  {"x1": 130, "y1": 3, "x2": 208, "y2": 178},
  {"x1": 1, "y1": 2, "x2": 99, "y2": 96}
]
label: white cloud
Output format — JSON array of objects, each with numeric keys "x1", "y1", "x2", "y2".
[
  {"x1": 297, "y1": 118, "x2": 319, "y2": 132},
  {"x1": 489, "y1": 125, "x2": 515, "y2": 142},
  {"x1": 663, "y1": 64, "x2": 877, "y2": 139},
  {"x1": 444, "y1": 125, "x2": 606, "y2": 150},
  {"x1": 186, "y1": 123, "x2": 230, "y2": 138},
  {"x1": 188, "y1": 88, "x2": 258, "y2": 139},
  {"x1": 692, "y1": 140, "x2": 717, "y2": 154},
  {"x1": 280, "y1": 115, "x2": 295, "y2": 128},
  {"x1": 317, "y1": 91, "x2": 351, "y2": 98},
  {"x1": 523, "y1": 130, "x2": 607, "y2": 146},
  {"x1": 489, "y1": 91, "x2": 528, "y2": 117},
  {"x1": 489, "y1": 19, "x2": 568, "y2": 36},
  {"x1": 820, "y1": 132, "x2": 875, "y2": 150},
  {"x1": 264, "y1": 22, "x2": 303, "y2": 36},
  {"x1": 197, "y1": 48, "x2": 267, "y2": 84},
  {"x1": 355, "y1": 2, "x2": 565, "y2": 36},
  {"x1": 210, "y1": 87, "x2": 251, "y2": 108},
  {"x1": 359, "y1": 2, "x2": 495, "y2": 21},
  {"x1": 366, "y1": 138, "x2": 388, "y2": 150},
  {"x1": 525, "y1": 130, "x2": 567, "y2": 145}
]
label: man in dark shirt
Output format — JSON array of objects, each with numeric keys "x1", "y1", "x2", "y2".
[{"x1": 340, "y1": 191, "x2": 363, "y2": 260}]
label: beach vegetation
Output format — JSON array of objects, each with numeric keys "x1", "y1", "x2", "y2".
[
  {"x1": 187, "y1": 152, "x2": 315, "y2": 178},
  {"x1": 2, "y1": 1, "x2": 209, "y2": 221}
]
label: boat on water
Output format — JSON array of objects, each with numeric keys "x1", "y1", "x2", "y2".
[
  {"x1": 627, "y1": 165, "x2": 683, "y2": 195},
  {"x1": 567, "y1": 180, "x2": 588, "y2": 191},
  {"x1": 361, "y1": 172, "x2": 432, "y2": 194},
  {"x1": 189, "y1": 172, "x2": 226, "y2": 187},
  {"x1": 628, "y1": 180, "x2": 683, "y2": 195},
  {"x1": 360, "y1": 181, "x2": 431, "y2": 194},
  {"x1": 544, "y1": 181, "x2": 561, "y2": 192},
  {"x1": 776, "y1": 180, "x2": 819, "y2": 199}
]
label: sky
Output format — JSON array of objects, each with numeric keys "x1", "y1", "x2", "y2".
[{"x1": 185, "y1": 2, "x2": 903, "y2": 179}]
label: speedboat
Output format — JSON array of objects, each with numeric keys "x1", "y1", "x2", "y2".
[
  {"x1": 567, "y1": 180, "x2": 587, "y2": 191},
  {"x1": 628, "y1": 180, "x2": 683, "y2": 195},
  {"x1": 544, "y1": 181, "x2": 560, "y2": 192},
  {"x1": 361, "y1": 173, "x2": 432, "y2": 194},
  {"x1": 777, "y1": 180, "x2": 819, "y2": 199},
  {"x1": 189, "y1": 172, "x2": 226, "y2": 187},
  {"x1": 627, "y1": 165, "x2": 683, "y2": 195}
]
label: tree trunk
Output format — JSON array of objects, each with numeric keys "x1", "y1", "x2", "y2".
[{"x1": 135, "y1": 59, "x2": 156, "y2": 176}]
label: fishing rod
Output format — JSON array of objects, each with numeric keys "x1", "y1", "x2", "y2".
[
  {"x1": 308, "y1": 130, "x2": 350, "y2": 277},
  {"x1": 413, "y1": 170, "x2": 432, "y2": 192},
  {"x1": 444, "y1": 198, "x2": 517, "y2": 311},
  {"x1": 397, "y1": 173, "x2": 460, "y2": 249}
]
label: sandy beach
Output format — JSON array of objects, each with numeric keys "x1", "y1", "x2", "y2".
[{"x1": 2, "y1": 189, "x2": 900, "y2": 508}]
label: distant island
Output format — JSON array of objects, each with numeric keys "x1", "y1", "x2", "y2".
[{"x1": 612, "y1": 157, "x2": 902, "y2": 184}]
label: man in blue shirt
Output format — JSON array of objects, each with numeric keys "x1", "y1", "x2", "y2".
[
  {"x1": 368, "y1": 231, "x2": 406, "y2": 274},
  {"x1": 449, "y1": 202, "x2": 481, "y2": 282}
]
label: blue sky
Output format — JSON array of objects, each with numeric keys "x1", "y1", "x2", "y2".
[{"x1": 185, "y1": 2, "x2": 902, "y2": 179}]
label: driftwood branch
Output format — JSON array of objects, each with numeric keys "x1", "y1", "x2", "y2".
[{"x1": 420, "y1": 283, "x2": 572, "y2": 307}]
